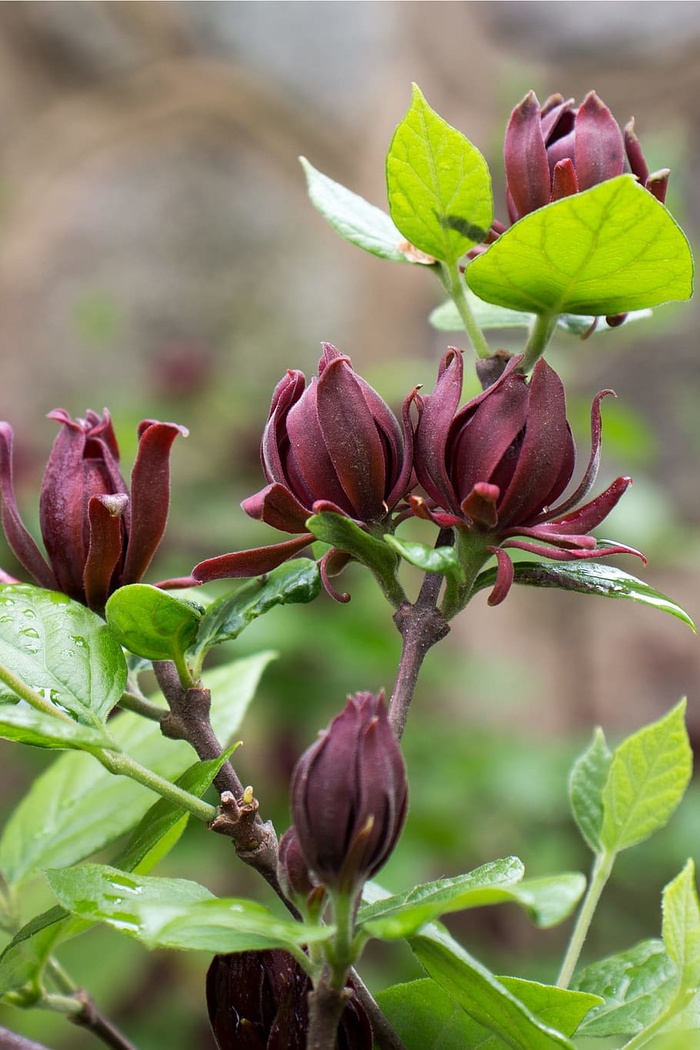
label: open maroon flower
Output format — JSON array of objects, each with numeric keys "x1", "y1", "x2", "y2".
[
  {"x1": 504, "y1": 89, "x2": 669, "y2": 223},
  {"x1": 193, "y1": 343, "x2": 413, "y2": 587},
  {"x1": 0, "y1": 409, "x2": 188, "y2": 614},
  {"x1": 291, "y1": 691, "x2": 407, "y2": 896},
  {"x1": 412, "y1": 350, "x2": 644, "y2": 605}
]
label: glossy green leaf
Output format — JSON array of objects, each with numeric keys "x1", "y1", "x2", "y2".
[
  {"x1": 105, "y1": 584, "x2": 201, "y2": 663},
  {"x1": 386, "y1": 84, "x2": 492, "y2": 263},
  {"x1": 0, "y1": 705, "x2": 113, "y2": 752},
  {"x1": 384, "y1": 535, "x2": 465, "y2": 582},
  {"x1": 193, "y1": 559, "x2": 320, "y2": 656},
  {"x1": 498, "y1": 978, "x2": 601, "y2": 1037},
  {"x1": 46, "y1": 863, "x2": 213, "y2": 929},
  {"x1": 569, "y1": 728, "x2": 613, "y2": 853},
  {"x1": 574, "y1": 939, "x2": 677, "y2": 1036},
  {"x1": 430, "y1": 295, "x2": 652, "y2": 335},
  {"x1": 0, "y1": 585, "x2": 127, "y2": 724},
  {"x1": 0, "y1": 651, "x2": 273, "y2": 886},
  {"x1": 601, "y1": 699, "x2": 692, "y2": 853},
  {"x1": 376, "y1": 978, "x2": 490, "y2": 1049},
  {"x1": 410, "y1": 924, "x2": 573, "y2": 1048},
  {"x1": 663, "y1": 860, "x2": 700, "y2": 990},
  {"x1": 359, "y1": 858, "x2": 524, "y2": 938},
  {"x1": 467, "y1": 175, "x2": 693, "y2": 316},
  {"x1": 472, "y1": 561, "x2": 696, "y2": 631},
  {"x1": 0, "y1": 748, "x2": 233, "y2": 998},
  {"x1": 46, "y1": 863, "x2": 329, "y2": 955},
  {"x1": 377, "y1": 977, "x2": 598, "y2": 1050},
  {"x1": 359, "y1": 861, "x2": 584, "y2": 939},
  {"x1": 300, "y1": 156, "x2": 408, "y2": 263}
]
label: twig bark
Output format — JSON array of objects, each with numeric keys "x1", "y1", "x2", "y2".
[
  {"x1": 152, "y1": 660, "x2": 282, "y2": 897},
  {"x1": 0, "y1": 1028, "x2": 55, "y2": 1050},
  {"x1": 70, "y1": 989, "x2": 140, "y2": 1050}
]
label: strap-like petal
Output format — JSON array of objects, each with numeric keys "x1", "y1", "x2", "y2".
[
  {"x1": 122, "y1": 420, "x2": 186, "y2": 585},
  {"x1": 83, "y1": 494, "x2": 127, "y2": 613},
  {"x1": 192, "y1": 534, "x2": 313, "y2": 582},
  {"x1": 0, "y1": 423, "x2": 56, "y2": 589}
]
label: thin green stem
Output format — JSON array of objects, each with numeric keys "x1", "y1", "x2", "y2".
[
  {"x1": 0, "y1": 663, "x2": 74, "y2": 723},
  {"x1": 47, "y1": 958, "x2": 78, "y2": 995},
  {"x1": 439, "y1": 261, "x2": 492, "y2": 359},
  {"x1": 521, "y1": 312, "x2": 558, "y2": 372},
  {"x1": 95, "y1": 749, "x2": 217, "y2": 823},
  {"x1": 327, "y1": 889, "x2": 358, "y2": 988},
  {"x1": 117, "y1": 690, "x2": 166, "y2": 722},
  {"x1": 557, "y1": 848, "x2": 616, "y2": 988}
]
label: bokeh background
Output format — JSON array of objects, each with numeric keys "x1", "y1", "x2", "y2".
[{"x1": 1, "y1": 3, "x2": 700, "y2": 1047}]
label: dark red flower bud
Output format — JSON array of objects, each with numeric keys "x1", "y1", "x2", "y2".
[
  {"x1": 412, "y1": 350, "x2": 644, "y2": 606},
  {"x1": 277, "y1": 826, "x2": 317, "y2": 903},
  {"x1": 504, "y1": 90, "x2": 666, "y2": 224},
  {"x1": 0, "y1": 409, "x2": 187, "y2": 613},
  {"x1": 193, "y1": 343, "x2": 414, "y2": 584},
  {"x1": 206, "y1": 950, "x2": 371, "y2": 1050},
  {"x1": 291, "y1": 691, "x2": 407, "y2": 895}
]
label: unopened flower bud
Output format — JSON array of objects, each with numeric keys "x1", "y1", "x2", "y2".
[
  {"x1": 291, "y1": 691, "x2": 407, "y2": 895},
  {"x1": 206, "y1": 950, "x2": 371, "y2": 1049}
]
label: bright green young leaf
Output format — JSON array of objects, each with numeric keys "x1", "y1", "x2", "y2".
[
  {"x1": 46, "y1": 864, "x2": 329, "y2": 955},
  {"x1": 0, "y1": 651, "x2": 273, "y2": 886},
  {"x1": 467, "y1": 175, "x2": 693, "y2": 317},
  {"x1": 384, "y1": 535, "x2": 465, "y2": 582},
  {"x1": 574, "y1": 939, "x2": 677, "y2": 1037},
  {"x1": 472, "y1": 561, "x2": 696, "y2": 631},
  {"x1": 0, "y1": 585, "x2": 127, "y2": 725},
  {"x1": 193, "y1": 559, "x2": 320, "y2": 657},
  {"x1": 430, "y1": 295, "x2": 652, "y2": 335},
  {"x1": 410, "y1": 924, "x2": 573, "y2": 1049},
  {"x1": 386, "y1": 84, "x2": 493, "y2": 263},
  {"x1": 569, "y1": 727, "x2": 613, "y2": 853},
  {"x1": 300, "y1": 157, "x2": 408, "y2": 263},
  {"x1": 105, "y1": 584, "x2": 201, "y2": 663},
  {"x1": 0, "y1": 705, "x2": 113, "y2": 752},
  {"x1": 663, "y1": 860, "x2": 700, "y2": 990},
  {"x1": 600, "y1": 699, "x2": 692, "y2": 853}
]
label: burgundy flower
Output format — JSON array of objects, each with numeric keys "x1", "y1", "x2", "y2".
[
  {"x1": 0, "y1": 409, "x2": 188, "y2": 614},
  {"x1": 193, "y1": 343, "x2": 413, "y2": 585},
  {"x1": 412, "y1": 350, "x2": 644, "y2": 605},
  {"x1": 206, "y1": 949, "x2": 371, "y2": 1050},
  {"x1": 291, "y1": 691, "x2": 408, "y2": 896},
  {"x1": 504, "y1": 89, "x2": 670, "y2": 224}
]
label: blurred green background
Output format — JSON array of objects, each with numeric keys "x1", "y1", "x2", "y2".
[{"x1": 1, "y1": 2, "x2": 700, "y2": 1047}]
